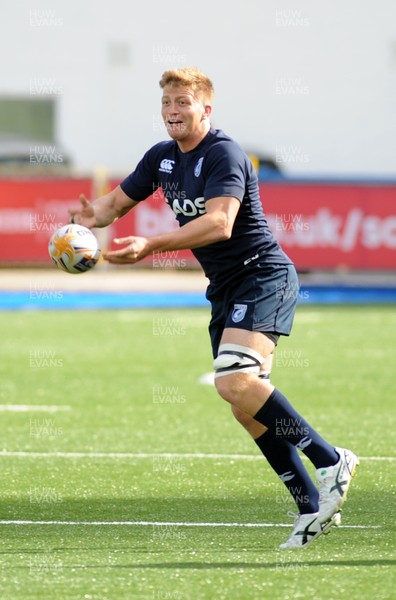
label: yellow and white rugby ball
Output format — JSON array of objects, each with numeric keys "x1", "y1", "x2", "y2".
[{"x1": 48, "y1": 224, "x2": 101, "y2": 274}]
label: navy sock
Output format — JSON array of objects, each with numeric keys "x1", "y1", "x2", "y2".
[
  {"x1": 255, "y1": 429, "x2": 319, "y2": 514},
  {"x1": 253, "y1": 388, "x2": 339, "y2": 469}
]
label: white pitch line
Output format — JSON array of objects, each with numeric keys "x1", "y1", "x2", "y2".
[
  {"x1": 0, "y1": 451, "x2": 268, "y2": 459},
  {"x1": 0, "y1": 405, "x2": 70, "y2": 412},
  {"x1": 0, "y1": 520, "x2": 380, "y2": 529},
  {"x1": 0, "y1": 451, "x2": 394, "y2": 461}
]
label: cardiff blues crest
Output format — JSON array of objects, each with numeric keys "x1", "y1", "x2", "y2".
[{"x1": 231, "y1": 304, "x2": 247, "y2": 323}]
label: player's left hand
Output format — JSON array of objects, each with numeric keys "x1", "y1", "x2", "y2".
[{"x1": 103, "y1": 236, "x2": 151, "y2": 264}]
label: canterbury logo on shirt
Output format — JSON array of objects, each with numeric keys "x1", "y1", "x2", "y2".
[
  {"x1": 159, "y1": 159, "x2": 175, "y2": 173},
  {"x1": 171, "y1": 196, "x2": 206, "y2": 216}
]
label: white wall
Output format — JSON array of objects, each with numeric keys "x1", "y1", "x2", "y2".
[{"x1": 2, "y1": 0, "x2": 396, "y2": 177}]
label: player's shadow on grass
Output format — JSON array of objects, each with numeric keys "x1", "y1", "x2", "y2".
[
  {"x1": 103, "y1": 559, "x2": 396, "y2": 570},
  {"x1": 6, "y1": 560, "x2": 396, "y2": 571},
  {"x1": 0, "y1": 495, "x2": 299, "y2": 521},
  {"x1": 0, "y1": 491, "x2": 388, "y2": 521},
  {"x1": 0, "y1": 488, "x2": 388, "y2": 548}
]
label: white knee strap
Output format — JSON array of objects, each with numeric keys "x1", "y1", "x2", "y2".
[{"x1": 213, "y1": 344, "x2": 264, "y2": 379}]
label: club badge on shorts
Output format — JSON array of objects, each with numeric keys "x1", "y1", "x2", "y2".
[{"x1": 231, "y1": 304, "x2": 248, "y2": 323}]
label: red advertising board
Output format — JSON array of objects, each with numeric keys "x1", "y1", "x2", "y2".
[
  {"x1": 0, "y1": 178, "x2": 395, "y2": 269},
  {"x1": 262, "y1": 183, "x2": 396, "y2": 270},
  {"x1": 0, "y1": 179, "x2": 91, "y2": 263}
]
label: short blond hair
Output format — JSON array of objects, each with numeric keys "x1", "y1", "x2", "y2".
[{"x1": 159, "y1": 67, "x2": 214, "y2": 103}]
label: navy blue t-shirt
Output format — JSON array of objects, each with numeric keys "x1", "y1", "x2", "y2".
[{"x1": 120, "y1": 129, "x2": 292, "y2": 287}]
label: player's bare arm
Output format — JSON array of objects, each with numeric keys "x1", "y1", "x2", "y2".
[
  {"x1": 103, "y1": 196, "x2": 241, "y2": 264},
  {"x1": 68, "y1": 185, "x2": 139, "y2": 229}
]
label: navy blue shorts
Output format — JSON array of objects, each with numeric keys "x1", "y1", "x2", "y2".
[{"x1": 206, "y1": 264, "x2": 299, "y2": 358}]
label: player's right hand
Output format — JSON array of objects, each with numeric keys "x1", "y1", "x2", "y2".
[{"x1": 68, "y1": 194, "x2": 96, "y2": 229}]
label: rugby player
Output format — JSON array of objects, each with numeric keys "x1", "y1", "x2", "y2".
[{"x1": 69, "y1": 67, "x2": 358, "y2": 548}]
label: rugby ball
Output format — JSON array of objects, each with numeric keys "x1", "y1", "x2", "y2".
[{"x1": 48, "y1": 224, "x2": 101, "y2": 274}]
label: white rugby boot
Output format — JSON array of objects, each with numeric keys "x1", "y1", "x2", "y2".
[
  {"x1": 279, "y1": 511, "x2": 341, "y2": 549},
  {"x1": 316, "y1": 447, "x2": 359, "y2": 524}
]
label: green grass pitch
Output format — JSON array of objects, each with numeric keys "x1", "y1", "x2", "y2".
[{"x1": 0, "y1": 305, "x2": 395, "y2": 599}]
